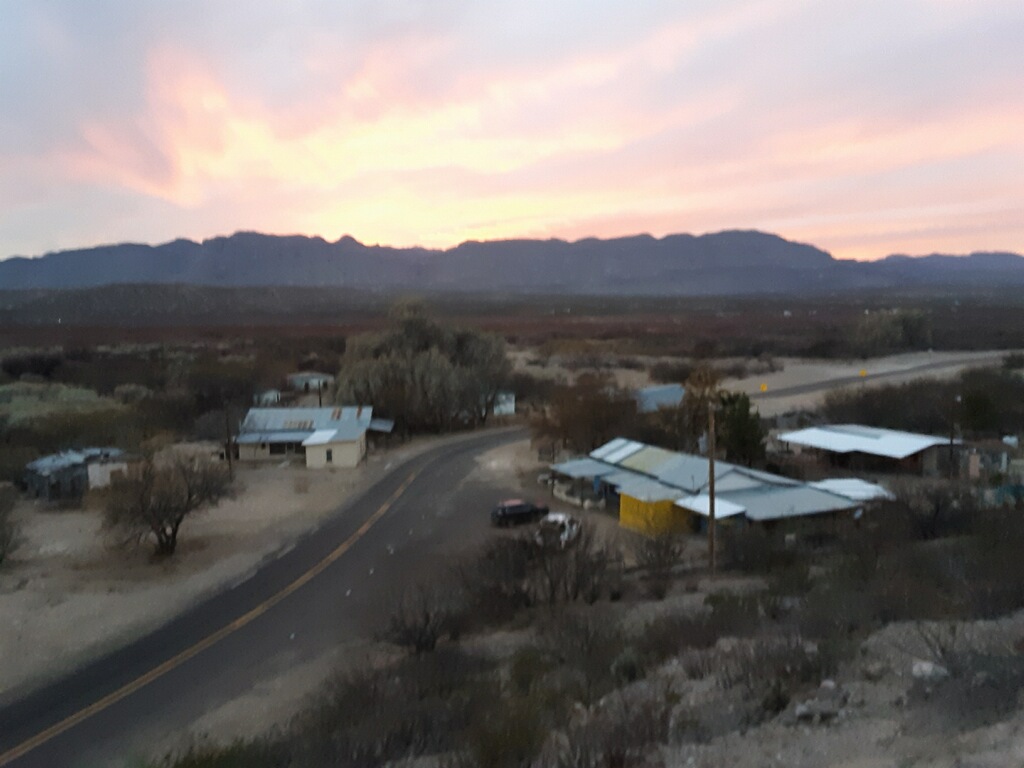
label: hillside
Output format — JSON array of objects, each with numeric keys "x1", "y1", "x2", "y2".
[
  {"x1": 2, "y1": 230, "x2": 1022, "y2": 296},
  {"x1": 0, "y1": 228, "x2": 1019, "y2": 296}
]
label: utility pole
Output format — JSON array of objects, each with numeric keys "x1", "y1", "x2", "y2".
[
  {"x1": 222, "y1": 401, "x2": 235, "y2": 481},
  {"x1": 708, "y1": 399, "x2": 716, "y2": 574}
]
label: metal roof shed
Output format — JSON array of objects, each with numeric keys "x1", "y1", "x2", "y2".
[
  {"x1": 550, "y1": 457, "x2": 619, "y2": 479},
  {"x1": 778, "y1": 425, "x2": 950, "y2": 460}
]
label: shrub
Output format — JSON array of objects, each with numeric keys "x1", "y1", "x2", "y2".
[
  {"x1": 0, "y1": 482, "x2": 17, "y2": 566},
  {"x1": 635, "y1": 613, "x2": 720, "y2": 664},
  {"x1": 290, "y1": 648, "x2": 491, "y2": 767},
  {"x1": 147, "y1": 741, "x2": 288, "y2": 768},
  {"x1": 383, "y1": 581, "x2": 464, "y2": 653},
  {"x1": 635, "y1": 533, "x2": 684, "y2": 599}
]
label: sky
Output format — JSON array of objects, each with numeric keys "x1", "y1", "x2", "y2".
[{"x1": 1, "y1": 0, "x2": 1022, "y2": 262}]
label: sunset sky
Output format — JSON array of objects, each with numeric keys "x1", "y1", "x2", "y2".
[{"x1": 1, "y1": 1, "x2": 1022, "y2": 261}]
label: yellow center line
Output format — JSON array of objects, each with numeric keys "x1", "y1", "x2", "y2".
[{"x1": 0, "y1": 468, "x2": 423, "y2": 767}]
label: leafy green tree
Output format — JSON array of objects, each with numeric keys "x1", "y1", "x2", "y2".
[
  {"x1": 718, "y1": 391, "x2": 766, "y2": 467},
  {"x1": 335, "y1": 303, "x2": 511, "y2": 434}
]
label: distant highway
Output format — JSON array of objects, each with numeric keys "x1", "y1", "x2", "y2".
[
  {"x1": 0, "y1": 428, "x2": 525, "y2": 768},
  {"x1": 749, "y1": 352, "x2": 1006, "y2": 402}
]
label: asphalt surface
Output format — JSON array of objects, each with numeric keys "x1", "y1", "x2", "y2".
[
  {"x1": 749, "y1": 353, "x2": 1005, "y2": 401},
  {"x1": 0, "y1": 428, "x2": 526, "y2": 768}
]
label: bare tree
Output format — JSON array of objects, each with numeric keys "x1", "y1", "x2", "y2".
[
  {"x1": 383, "y1": 582, "x2": 463, "y2": 653},
  {"x1": 106, "y1": 453, "x2": 230, "y2": 557},
  {"x1": 636, "y1": 532, "x2": 685, "y2": 599}
]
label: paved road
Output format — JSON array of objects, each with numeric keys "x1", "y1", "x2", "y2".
[
  {"x1": 0, "y1": 428, "x2": 525, "y2": 768},
  {"x1": 749, "y1": 353, "x2": 1005, "y2": 401}
]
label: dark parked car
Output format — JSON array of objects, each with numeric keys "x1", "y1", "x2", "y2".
[{"x1": 490, "y1": 499, "x2": 549, "y2": 527}]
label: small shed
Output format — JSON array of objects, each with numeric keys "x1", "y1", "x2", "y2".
[
  {"x1": 254, "y1": 389, "x2": 282, "y2": 406},
  {"x1": 634, "y1": 384, "x2": 685, "y2": 414},
  {"x1": 286, "y1": 372, "x2": 335, "y2": 393},
  {"x1": 778, "y1": 424, "x2": 953, "y2": 476},
  {"x1": 24, "y1": 448, "x2": 127, "y2": 501},
  {"x1": 492, "y1": 391, "x2": 516, "y2": 417}
]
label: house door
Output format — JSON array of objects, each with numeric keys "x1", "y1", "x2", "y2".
[{"x1": 326, "y1": 449, "x2": 333, "y2": 464}]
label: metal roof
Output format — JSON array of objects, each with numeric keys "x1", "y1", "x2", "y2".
[
  {"x1": 675, "y1": 495, "x2": 747, "y2": 519},
  {"x1": 239, "y1": 406, "x2": 372, "y2": 436},
  {"x1": 810, "y1": 478, "x2": 895, "y2": 502},
  {"x1": 616, "y1": 477, "x2": 682, "y2": 502},
  {"x1": 302, "y1": 424, "x2": 366, "y2": 446},
  {"x1": 602, "y1": 469, "x2": 651, "y2": 488},
  {"x1": 368, "y1": 418, "x2": 395, "y2": 434},
  {"x1": 721, "y1": 485, "x2": 856, "y2": 522},
  {"x1": 235, "y1": 430, "x2": 311, "y2": 445},
  {"x1": 778, "y1": 424, "x2": 950, "y2": 460},
  {"x1": 551, "y1": 457, "x2": 620, "y2": 479},
  {"x1": 620, "y1": 445, "x2": 679, "y2": 474},
  {"x1": 634, "y1": 384, "x2": 686, "y2": 414},
  {"x1": 26, "y1": 448, "x2": 124, "y2": 476},
  {"x1": 598, "y1": 440, "x2": 645, "y2": 464},
  {"x1": 648, "y1": 454, "x2": 718, "y2": 492},
  {"x1": 590, "y1": 438, "x2": 630, "y2": 460}
]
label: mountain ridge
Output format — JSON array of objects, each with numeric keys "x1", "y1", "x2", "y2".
[{"x1": 1, "y1": 229, "x2": 1021, "y2": 295}]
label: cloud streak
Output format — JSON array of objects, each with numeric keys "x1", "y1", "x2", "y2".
[{"x1": 1, "y1": 0, "x2": 1022, "y2": 260}]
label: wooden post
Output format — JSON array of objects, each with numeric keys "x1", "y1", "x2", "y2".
[{"x1": 708, "y1": 399, "x2": 716, "y2": 574}]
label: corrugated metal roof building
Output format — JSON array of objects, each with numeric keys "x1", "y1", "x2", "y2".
[
  {"x1": 778, "y1": 424, "x2": 953, "y2": 476},
  {"x1": 236, "y1": 406, "x2": 382, "y2": 468},
  {"x1": 551, "y1": 437, "x2": 886, "y2": 535}
]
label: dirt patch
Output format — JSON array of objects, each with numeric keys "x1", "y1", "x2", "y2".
[{"x1": 0, "y1": 434, "x2": 472, "y2": 703}]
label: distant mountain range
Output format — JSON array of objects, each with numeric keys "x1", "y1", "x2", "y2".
[{"x1": 1, "y1": 230, "x2": 1022, "y2": 296}]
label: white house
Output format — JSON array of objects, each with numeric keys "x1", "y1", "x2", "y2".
[
  {"x1": 286, "y1": 372, "x2": 335, "y2": 393},
  {"x1": 235, "y1": 406, "x2": 378, "y2": 468}
]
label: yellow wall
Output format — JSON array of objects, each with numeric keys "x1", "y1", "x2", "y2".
[
  {"x1": 619, "y1": 494, "x2": 690, "y2": 536},
  {"x1": 304, "y1": 434, "x2": 365, "y2": 468}
]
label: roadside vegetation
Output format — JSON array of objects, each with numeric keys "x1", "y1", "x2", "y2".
[
  {"x1": 145, "y1": 478, "x2": 1024, "y2": 768},
  {"x1": 822, "y1": 363, "x2": 1024, "y2": 437},
  {"x1": 105, "y1": 452, "x2": 232, "y2": 557},
  {"x1": 0, "y1": 482, "x2": 17, "y2": 566},
  {"x1": 335, "y1": 301, "x2": 511, "y2": 435}
]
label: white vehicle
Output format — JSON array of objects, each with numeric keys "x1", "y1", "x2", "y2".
[{"x1": 534, "y1": 512, "x2": 581, "y2": 549}]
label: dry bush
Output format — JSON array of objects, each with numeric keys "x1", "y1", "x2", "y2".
[
  {"x1": 147, "y1": 741, "x2": 289, "y2": 768},
  {"x1": 289, "y1": 647, "x2": 491, "y2": 767},
  {"x1": 459, "y1": 526, "x2": 620, "y2": 628},
  {"x1": 539, "y1": 608, "x2": 627, "y2": 704},
  {"x1": 635, "y1": 533, "x2": 685, "y2": 600},
  {"x1": 717, "y1": 636, "x2": 827, "y2": 720},
  {"x1": 536, "y1": 688, "x2": 674, "y2": 768},
  {"x1": 383, "y1": 581, "x2": 465, "y2": 653},
  {"x1": 634, "y1": 613, "x2": 721, "y2": 664},
  {"x1": 0, "y1": 482, "x2": 17, "y2": 566}
]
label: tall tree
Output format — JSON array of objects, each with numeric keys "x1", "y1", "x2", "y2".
[
  {"x1": 717, "y1": 392, "x2": 766, "y2": 467},
  {"x1": 335, "y1": 304, "x2": 511, "y2": 434},
  {"x1": 535, "y1": 373, "x2": 638, "y2": 453}
]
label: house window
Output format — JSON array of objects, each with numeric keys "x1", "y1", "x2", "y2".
[{"x1": 326, "y1": 449, "x2": 333, "y2": 463}]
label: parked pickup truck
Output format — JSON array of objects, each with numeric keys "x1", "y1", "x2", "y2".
[{"x1": 490, "y1": 499, "x2": 549, "y2": 527}]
